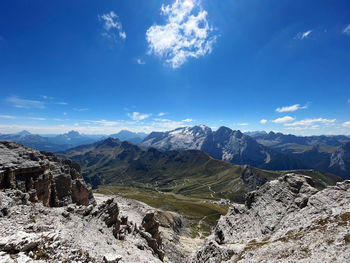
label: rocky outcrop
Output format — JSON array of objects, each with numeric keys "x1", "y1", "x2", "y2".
[
  {"x1": 241, "y1": 165, "x2": 268, "y2": 192},
  {"x1": 141, "y1": 213, "x2": 165, "y2": 261},
  {"x1": 329, "y1": 142, "x2": 350, "y2": 179},
  {"x1": 0, "y1": 189, "x2": 194, "y2": 263},
  {"x1": 0, "y1": 141, "x2": 95, "y2": 207},
  {"x1": 192, "y1": 173, "x2": 350, "y2": 262}
]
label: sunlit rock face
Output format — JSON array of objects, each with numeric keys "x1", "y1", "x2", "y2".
[
  {"x1": 192, "y1": 173, "x2": 350, "y2": 263},
  {"x1": 0, "y1": 141, "x2": 95, "y2": 207}
]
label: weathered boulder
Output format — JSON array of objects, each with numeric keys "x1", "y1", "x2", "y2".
[{"x1": 0, "y1": 141, "x2": 95, "y2": 207}]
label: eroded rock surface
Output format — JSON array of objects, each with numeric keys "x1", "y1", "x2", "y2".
[
  {"x1": 0, "y1": 141, "x2": 95, "y2": 206},
  {"x1": 192, "y1": 173, "x2": 350, "y2": 262}
]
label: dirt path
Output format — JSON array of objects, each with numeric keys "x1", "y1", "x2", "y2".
[{"x1": 196, "y1": 212, "x2": 220, "y2": 239}]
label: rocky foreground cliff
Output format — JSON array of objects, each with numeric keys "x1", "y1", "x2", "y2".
[
  {"x1": 0, "y1": 141, "x2": 95, "y2": 206},
  {"x1": 0, "y1": 142, "x2": 196, "y2": 262},
  {"x1": 1, "y1": 141, "x2": 349, "y2": 262},
  {"x1": 192, "y1": 174, "x2": 350, "y2": 262}
]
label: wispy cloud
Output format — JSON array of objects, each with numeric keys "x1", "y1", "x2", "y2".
[
  {"x1": 343, "y1": 121, "x2": 350, "y2": 128},
  {"x1": 347, "y1": 99, "x2": 350, "y2": 103},
  {"x1": 136, "y1": 58, "x2": 146, "y2": 65},
  {"x1": 99, "y1": 11, "x2": 126, "y2": 41},
  {"x1": 6, "y1": 96, "x2": 45, "y2": 109},
  {"x1": 237, "y1": 122, "x2": 248, "y2": 126},
  {"x1": 295, "y1": 30, "x2": 312, "y2": 40},
  {"x1": 56, "y1": 102, "x2": 68, "y2": 105},
  {"x1": 272, "y1": 116, "x2": 295, "y2": 124},
  {"x1": 0, "y1": 115, "x2": 16, "y2": 119},
  {"x1": 285, "y1": 118, "x2": 336, "y2": 127},
  {"x1": 73, "y1": 108, "x2": 88, "y2": 112},
  {"x1": 28, "y1": 117, "x2": 46, "y2": 121},
  {"x1": 260, "y1": 119, "x2": 267, "y2": 124},
  {"x1": 158, "y1": 112, "x2": 167, "y2": 116},
  {"x1": 146, "y1": 0, "x2": 217, "y2": 68},
  {"x1": 88, "y1": 120, "x2": 120, "y2": 126},
  {"x1": 276, "y1": 104, "x2": 307, "y2": 113},
  {"x1": 343, "y1": 24, "x2": 350, "y2": 35},
  {"x1": 182, "y1": 118, "x2": 193, "y2": 122},
  {"x1": 127, "y1": 112, "x2": 151, "y2": 121}
]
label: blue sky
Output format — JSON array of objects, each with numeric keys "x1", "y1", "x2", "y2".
[{"x1": 0, "y1": 0, "x2": 350, "y2": 135}]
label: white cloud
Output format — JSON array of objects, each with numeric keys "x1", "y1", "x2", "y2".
[
  {"x1": 56, "y1": 102, "x2": 68, "y2": 105},
  {"x1": 146, "y1": 0, "x2": 217, "y2": 68},
  {"x1": 285, "y1": 118, "x2": 336, "y2": 127},
  {"x1": 182, "y1": 118, "x2": 193, "y2": 122},
  {"x1": 295, "y1": 30, "x2": 312, "y2": 40},
  {"x1": 99, "y1": 11, "x2": 126, "y2": 41},
  {"x1": 237, "y1": 122, "x2": 248, "y2": 126},
  {"x1": 158, "y1": 112, "x2": 167, "y2": 116},
  {"x1": 343, "y1": 24, "x2": 350, "y2": 35},
  {"x1": 272, "y1": 116, "x2": 295, "y2": 124},
  {"x1": 0, "y1": 115, "x2": 16, "y2": 119},
  {"x1": 136, "y1": 58, "x2": 146, "y2": 65},
  {"x1": 260, "y1": 119, "x2": 267, "y2": 124},
  {"x1": 6, "y1": 96, "x2": 45, "y2": 109},
  {"x1": 88, "y1": 120, "x2": 120, "y2": 126},
  {"x1": 127, "y1": 112, "x2": 151, "y2": 121},
  {"x1": 276, "y1": 104, "x2": 307, "y2": 113},
  {"x1": 342, "y1": 121, "x2": 350, "y2": 128}
]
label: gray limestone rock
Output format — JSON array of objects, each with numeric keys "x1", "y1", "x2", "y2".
[
  {"x1": 0, "y1": 141, "x2": 95, "y2": 207},
  {"x1": 191, "y1": 173, "x2": 350, "y2": 263}
]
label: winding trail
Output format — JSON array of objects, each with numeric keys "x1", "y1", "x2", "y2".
[
  {"x1": 197, "y1": 212, "x2": 220, "y2": 239},
  {"x1": 208, "y1": 186, "x2": 216, "y2": 198}
]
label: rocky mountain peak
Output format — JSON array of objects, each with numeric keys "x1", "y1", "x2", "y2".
[
  {"x1": 215, "y1": 126, "x2": 233, "y2": 136},
  {"x1": 17, "y1": 130, "x2": 31, "y2": 136},
  {"x1": 65, "y1": 130, "x2": 80, "y2": 137}
]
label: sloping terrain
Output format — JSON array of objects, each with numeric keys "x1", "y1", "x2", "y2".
[
  {"x1": 61, "y1": 138, "x2": 340, "y2": 203},
  {"x1": 192, "y1": 174, "x2": 350, "y2": 263}
]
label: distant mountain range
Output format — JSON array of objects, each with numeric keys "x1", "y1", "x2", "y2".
[
  {"x1": 110, "y1": 130, "x2": 148, "y2": 144},
  {"x1": 0, "y1": 130, "x2": 149, "y2": 152},
  {"x1": 140, "y1": 126, "x2": 302, "y2": 171},
  {"x1": 0, "y1": 130, "x2": 99, "y2": 152},
  {"x1": 2, "y1": 126, "x2": 349, "y2": 178},
  {"x1": 141, "y1": 126, "x2": 350, "y2": 179},
  {"x1": 60, "y1": 137, "x2": 340, "y2": 203}
]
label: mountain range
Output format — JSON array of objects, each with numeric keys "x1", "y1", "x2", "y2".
[
  {"x1": 0, "y1": 130, "x2": 148, "y2": 152},
  {"x1": 0, "y1": 130, "x2": 98, "y2": 152},
  {"x1": 141, "y1": 125, "x2": 350, "y2": 179},
  {"x1": 60, "y1": 137, "x2": 340, "y2": 203},
  {"x1": 2, "y1": 126, "x2": 350, "y2": 179},
  {"x1": 110, "y1": 130, "x2": 148, "y2": 144}
]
